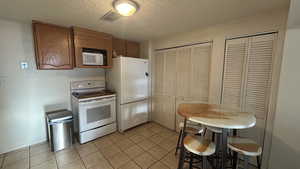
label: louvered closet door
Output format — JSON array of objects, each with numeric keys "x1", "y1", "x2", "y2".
[
  {"x1": 153, "y1": 51, "x2": 164, "y2": 95},
  {"x1": 153, "y1": 50, "x2": 176, "y2": 96},
  {"x1": 222, "y1": 33, "x2": 277, "y2": 150},
  {"x1": 222, "y1": 38, "x2": 248, "y2": 108},
  {"x1": 163, "y1": 50, "x2": 177, "y2": 96},
  {"x1": 190, "y1": 44, "x2": 211, "y2": 101},
  {"x1": 176, "y1": 47, "x2": 192, "y2": 98},
  {"x1": 175, "y1": 43, "x2": 212, "y2": 130},
  {"x1": 152, "y1": 49, "x2": 177, "y2": 130},
  {"x1": 152, "y1": 95, "x2": 176, "y2": 129},
  {"x1": 176, "y1": 43, "x2": 212, "y2": 100},
  {"x1": 153, "y1": 42, "x2": 212, "y2": 130},
  {"x1": 240, "y1": 34, "x2": 277, "y2": 146}
]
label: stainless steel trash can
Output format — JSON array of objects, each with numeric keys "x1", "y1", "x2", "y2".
[{"x1": 46, "y1": 110, "x2": 73, "y2": 152}]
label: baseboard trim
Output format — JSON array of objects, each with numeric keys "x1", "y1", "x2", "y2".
[{"x1": 0, "y1": 138, "x2": 47, "y2": 155}]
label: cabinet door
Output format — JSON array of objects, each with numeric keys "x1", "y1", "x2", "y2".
[
  {"x1": 126, "y1": 41, "x2": 140, "y2": 58},
  {"x1": 112, "y1": 38, "x2": 126, "y2": 57},
  {"x1": 73, "y1": 27, "x2": 113, "y2": 68},
  {"x1": 33, "y1": 22, "x2": 73, "y2": 69}
]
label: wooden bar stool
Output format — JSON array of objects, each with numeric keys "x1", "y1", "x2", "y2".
[
  {"x1": 206, "y1": 126, "x2": 223, "y2": 168},
  {"x1": 227, "y1": 136, "x2": 262, "y2": 169},
  {"x1": 206, "y1": 126, "x2": 222, "y2": 141},
  {"x1": 180, "y1": 135, "x2": 216, "y2": 169},
  {"x1": 175, "y1": 121, "x2": 204, "y2": 155},
  {"x1": 206, "y1": 126, "x2": 222, "y2": 133}
]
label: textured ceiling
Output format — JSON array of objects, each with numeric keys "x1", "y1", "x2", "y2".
[{"x1": 0, "y1": 0, "x2": 290, "y2": 41}]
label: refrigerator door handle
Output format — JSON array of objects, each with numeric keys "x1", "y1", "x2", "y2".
[{"x1": 121, "y1": 98, "x2": 148, "y2": 105}]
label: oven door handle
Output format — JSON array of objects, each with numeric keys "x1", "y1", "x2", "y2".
[{"x1": 79, "y1": 97, "x2": 115, "y2": 105}]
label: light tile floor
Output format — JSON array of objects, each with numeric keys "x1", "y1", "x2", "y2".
[{"x1": 0, "y1": 122, "x2": 183, "y2": 169}]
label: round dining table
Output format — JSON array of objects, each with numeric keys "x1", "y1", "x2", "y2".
[{"x1": 177, "y1": 103, "x2": 256, "y2": 169}]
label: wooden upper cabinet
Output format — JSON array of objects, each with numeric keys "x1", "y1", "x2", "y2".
[
  {"x1": 112, "y1": 38, "x2": 126, "y2": 57},
  {"x1": 112, "y1": 37, "x2": 140, "y2": 58},
  {"x1": 73, "y1": 27, "x2": 113, "y2": 68},
  {"x1": 126, "y1": 41, "x2": 140, "y2": 58},
  {"x1": 33, "y1": 22, "x2": 74, "y2": 69}
]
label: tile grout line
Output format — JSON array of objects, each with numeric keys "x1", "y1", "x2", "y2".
[
  {"x1": 94, "y1": 143, "x2": 115, "y2": 169},
  {"x1": 112, "y1": 133, "x2": 143, "y2": 169},
  {"x1": 101, "y1": 123, "x2": 157, "y2": 169},
  {"x1": 54, "y1": 146, "x2": 59, "y2": 169},
  {"x1": 28, "y1": 146, "x2": 31, "y2": 169},
  {"x1": 144, "y1": 141, "x2": 175, "y2": 169},
  {"x1": 27, "y1": 122, "x2": 177, "y2": 169},
  {"x1": 142, "y1": 123, "x2": 176, "y2": 168},
  {"x1": 145, "y1": 126, "x2": 179, "y2": 169},
  {"x1": 120, "y1": 127, "x2": 156, "y2": 169},
  {"x1": 120, "y1": 133, "x2": 152, "y2": 169},
  {"x1": 123, "y1": 123, "x2": 176, "y2": 169},
  {"x1": 109, "y1": 133, "x2": 141, "y2": 169},
  {"x1": 74, "y1": 145, "x2": 89, "y2": 169},
  {"x1": 84, "y1": 124, "x2": 155, "y2": 169},
  {"x1": 93, "y1": 136, "x2": 125, "y2": 169},
  {"x1": 0, "y1": 154, "x2": 4, "y2": 169}
]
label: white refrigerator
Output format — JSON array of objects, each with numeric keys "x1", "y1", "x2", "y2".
[{"x1": 107, "y1": 57, "x2": 149, "y2": 132}]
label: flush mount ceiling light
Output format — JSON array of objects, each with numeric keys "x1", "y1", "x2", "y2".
[{"x1": 113, "y1": 0, "x2": 138, "y2": 16}]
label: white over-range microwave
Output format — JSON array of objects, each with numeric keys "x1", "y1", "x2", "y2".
[{"x1": 82, "y1": 48, "x2": 108, "y2": 66}]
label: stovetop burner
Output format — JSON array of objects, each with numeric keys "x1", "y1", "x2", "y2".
[{"x1": 72, "y1": 90, "x2": 115, "y2": 99}]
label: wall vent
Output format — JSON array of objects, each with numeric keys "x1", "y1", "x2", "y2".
[{"x1": 100, "y1": 10, "x2": 122, "y2": 22}]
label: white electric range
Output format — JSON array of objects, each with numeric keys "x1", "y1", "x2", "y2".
[{"x1": 71, "y1": 80, "x2": 116, "y2": 144}]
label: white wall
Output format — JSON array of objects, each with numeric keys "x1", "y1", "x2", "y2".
[
  {"x1": 0, "y1": 19, "x2": 105, "y2": 154},
  {"x1": 269, "y1": 0, "x2": 300, "y2": 168},
  {"x1": 269, "y1": 26, "x2": 300, "y2": 169},
  {"x1": 150, "y1": 8, "x2": 288, "y2": 104},
  {"x1": 286, "y1": 0, "x2": 300, "y2": 27},
  {"x1": 140, "y1": 41, "x2": 150, "y2": 59}
]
